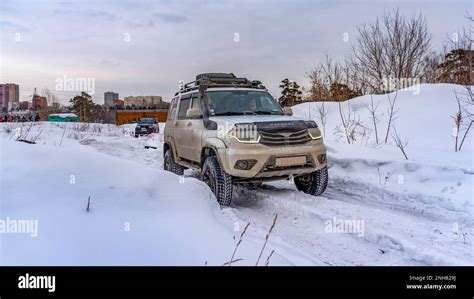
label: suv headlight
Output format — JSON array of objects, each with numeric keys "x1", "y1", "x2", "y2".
[
  {"x1": 227, "y1": 124, "x2": 260, "y2": 143},
  {"x1": 305, "y1": 121, "x2": 322, "y2": 140}
]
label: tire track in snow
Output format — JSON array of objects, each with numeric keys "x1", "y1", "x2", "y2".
[
  {"x1": 227, "y1": 178, "x2": 473, "y2": 266},
  {"x1": 82, "y1": 131, "x2": 473, "y2": 266}
]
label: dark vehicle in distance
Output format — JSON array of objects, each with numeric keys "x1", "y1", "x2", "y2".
[{"x1": 135, "y1": 117, "x2": 159, "y2": 138}]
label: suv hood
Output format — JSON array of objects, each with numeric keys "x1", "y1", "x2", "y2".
[{"x1": 209, "y1": 114, "x2": 302, "y2": 126}]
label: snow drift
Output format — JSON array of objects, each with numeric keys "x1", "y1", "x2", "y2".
[{"x1": 0, "y1": 122, "x2": 312, "y2": 265}]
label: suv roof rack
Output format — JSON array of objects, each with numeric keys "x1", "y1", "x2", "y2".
[{"x1": 175, "y1": 73, "x2": 266, "y2": 95}]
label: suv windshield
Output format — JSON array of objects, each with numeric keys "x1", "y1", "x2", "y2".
[
  {"x1": 140, "y1": 118, "x2": 156, "y2": 124},
  {"x1": 206, "y1": 90, "x2": 284, "y2": 116}
]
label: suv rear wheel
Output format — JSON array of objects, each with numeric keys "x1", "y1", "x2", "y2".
[
  {"x1": 164, "y1": 149, "x2": 185, "y2": 175},
  {"x1": 294, "y1": 166, "x2": 328, "y2": 196},
  {"x1": 201, "y1": 156, "x2": 233, "y2": 206}
]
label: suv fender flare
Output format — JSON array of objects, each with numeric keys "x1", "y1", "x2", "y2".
[
  {"x1": 201, "y1": 138, "x2": 227, "y2": 168},
  {"x1": 163, "y1": 138, "x2": 179, "y2": 160}
]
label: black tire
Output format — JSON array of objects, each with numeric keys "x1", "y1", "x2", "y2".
[
  {"x1": 135, "y1": 134, "x2": 138, "y2": 138},
  {"x1": 200, "y1": 156, "x2": 233, "y2": 206},
  {"x1": 294, "y1": 166, "x2": 328, "y2": 196},
  {"x1": 164, "y1": 149, "x2": 185, "y2": 176}
]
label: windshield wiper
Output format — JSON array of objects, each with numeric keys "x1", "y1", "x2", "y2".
[
  {"x1": 213, "y1": 112, "x2": 245, "y2": 116},
  {"x1": 253, "y1": 110, "x2": 283, "y2": 115}
]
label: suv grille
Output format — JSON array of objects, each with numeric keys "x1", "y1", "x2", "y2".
[{"x1": 259, "y1": 129, "x2": 312, "y2": 146}]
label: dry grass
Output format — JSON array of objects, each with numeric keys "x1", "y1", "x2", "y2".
[
  {"x1": 391, "y1": 127, "x2": 409, "y2": 160},
  {"x1": 221, "y1": 258, "x2": 244, "y2": 266},
  {"x1": 14, "y1": 122, "x2": 42, "y2": 144},
  {"x1": 228, "y1": 222, "x2": 250, "y2": 266},
  {"x1": 264, "y1": 250, "x2": 275, "y2": 266},
  {"x1": 255, "y1": 213, "x2": 278, "y2": 266},
  {"x1": 221, "y1": 213, "x2": 280, "y2": 266},
  {"x1": 3, "y1": 124, "x2": 14, "y2": 134},
  {"x1": 86, "y1": 196, "x2": 91, "y2": 212}
]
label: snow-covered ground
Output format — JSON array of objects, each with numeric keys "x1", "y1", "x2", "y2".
[
  {"x1": 0, "y1": 122, "x2": 312, "y2": 265},
  {"x1": 1, "y1": 83, "x2": 473, "y2": 265}
]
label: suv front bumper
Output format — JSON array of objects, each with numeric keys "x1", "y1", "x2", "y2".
[{"x1": 216, "y1": 139, "x2": 327, "y2": 180}]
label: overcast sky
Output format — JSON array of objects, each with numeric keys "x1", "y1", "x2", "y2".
[{"x1": 0, "y1": 0, "x2": 471, "y2": 104}]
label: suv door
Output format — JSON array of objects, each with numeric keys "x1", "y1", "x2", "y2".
[
  {"x1": 165, "y1": 97, "x2": 178, "y2": 145},
  {"x1": 185, "y1": 93, "x2": 204, "y2": 162},
  {"x1": 174, "y1": 95, "x2": 191, "y2": 160}
]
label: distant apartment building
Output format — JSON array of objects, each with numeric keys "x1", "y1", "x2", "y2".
[
  {"x1": 113, "y1": 99, "x2": 124, "y2": 109},
  {"x1": 104, "y1": 91, "x2": 119, "y2": 109},
  {"x1": 0, "y1": 83, "x2": 20, "y2": 111},
  {"x1": 124, "y1": 95, "x2": 169, "y2": 109},
  {"x1": 32, "y1": 95, "x2": 47, "y2": 111},
  {"x1": 20, "y1": 101, "x2": 31, "y2": 110}
]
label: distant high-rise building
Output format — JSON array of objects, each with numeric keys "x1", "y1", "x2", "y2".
[
  {"x1": 32, "y1": 95, "x2": 47, "y2": 111},
  {"x1": 0, "y1": 83, "x2": 19, "y2": 111},
  {"x1": 104, "y1": 91, "x2": 119, "y2": 109},
  {"x1": 124, "y1": 95, "x2": 168, "y2": 109}
]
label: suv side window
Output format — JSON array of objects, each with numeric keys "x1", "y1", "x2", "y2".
[
  {"x1": 167, "y1": 97, "x2": 178, "y2": 121},
  {"x1": 190, "y1": 93, "x2": 201, "y2": 110},
  {"x1": 178, "y1": 97, "x2": 191, "y2": 119}
]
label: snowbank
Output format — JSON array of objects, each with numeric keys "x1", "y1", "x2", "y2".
[
  {"x1": 293, "y1": 83, "x2": 474, "y2": 209},
  {"x1": 0, "y1": 122, "x2": 313, "y2": 265}
]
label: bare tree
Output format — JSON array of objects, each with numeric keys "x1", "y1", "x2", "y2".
[
  {"x1": 42, "y1": 87, "x2": 59, "y2": 106},
  {"x1": 351, "y1": 9, "x2": 431, "y2": 93},
  {"x1": 421, "y1": 51, "x2": 444, "y2": 83},
  {"x1": 338, "y1": 102, "x2": 351, "y2": 144},
  {"x1": 391, "y1": 127, "x2": 409, "y2": 160},
  {"x1": 336, "y1": 101, "x2": 368, "y2": 144},
  {"x1": 307, "y1": 55, "x2": 361, "y2": 102},
  {"x1": 436, "y1": 11, "x2": 473, "y2": 85},
  {"x1": 366, "y1": 95, "x2": 380, "y2": 144},
  {"x1": 454, "y1": 87, "x2": 473, "y2": 152},
  {"x1": 445, "y1": 22, "x2": 472, "y2": 52},
  {"x1": 459, "y1": 120, "x2": 473, "y2": 151},
  {"x1": 307, "y1": 55, "x2": 341, "y2": 101},
  {"x1": 384, "y1": 91, "x2": 399, "y2": 143},
  {"x1": 452, "y1": 94, "x2": 463, "y2": 152},
  {"x1": 317, "y1": 102, "x2": 328, "y2": 138}
]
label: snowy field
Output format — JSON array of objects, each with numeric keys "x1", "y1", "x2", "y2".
[{"x1": 1, "y1": 84, "x2": 472, "y2": 265}]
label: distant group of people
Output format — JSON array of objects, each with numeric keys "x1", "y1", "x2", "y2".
[{"x1": 0, "y1": 113, "x2": 40, "y2": 123}]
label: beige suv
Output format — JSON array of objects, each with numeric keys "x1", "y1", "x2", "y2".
[{"x1": 164, "y1": 73, "x2": 328, "y2": 206}]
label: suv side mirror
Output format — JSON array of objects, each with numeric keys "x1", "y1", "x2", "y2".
[
  {"x1": 283, "y1": 107, "x2": 293, "y2": 116},
  {"x1": 186, "y1": 108, "x2": 203, "y2": 119}
]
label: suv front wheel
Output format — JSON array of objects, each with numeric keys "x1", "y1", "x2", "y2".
[
  {"x1": 201, "y1": 156, "x2": 233, "y2": 206},
  {"x1": 294, "y1": 166, "x2": 328, "y2": 196},
  {"x1": 164, "y1": 149, "x2": 185, "y2": 176}
]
